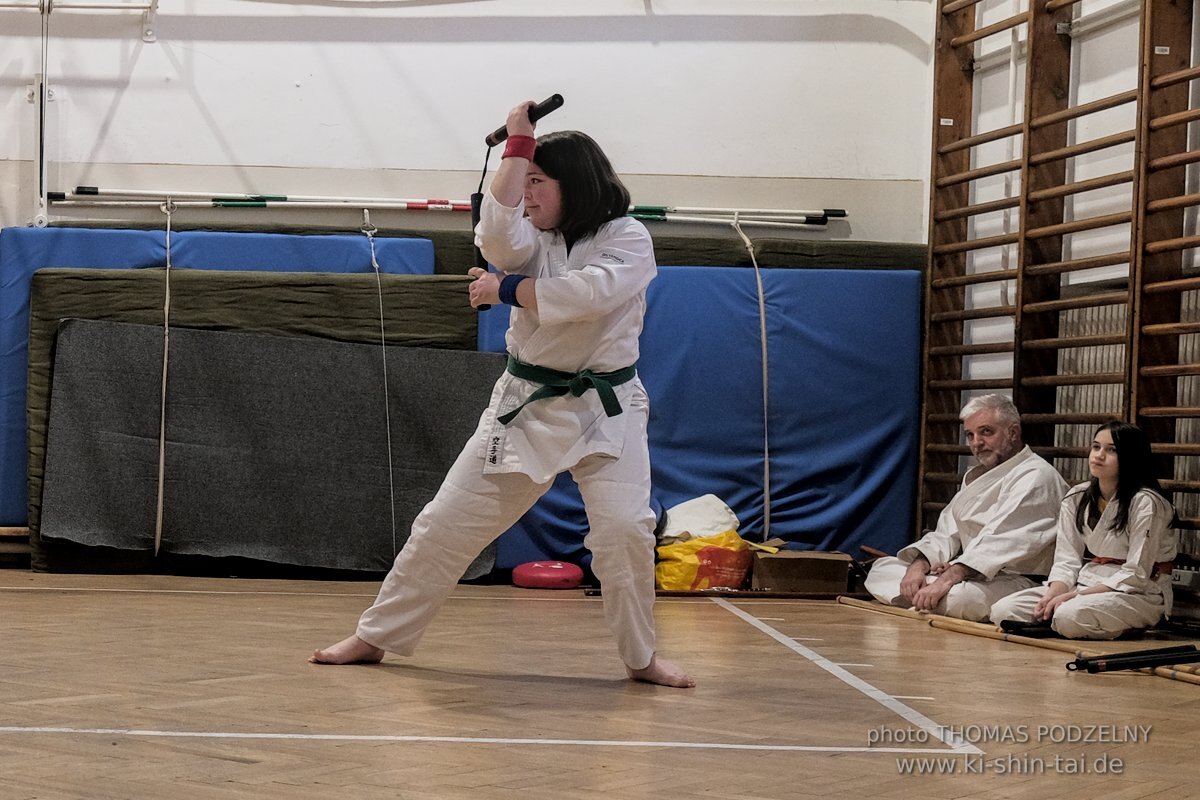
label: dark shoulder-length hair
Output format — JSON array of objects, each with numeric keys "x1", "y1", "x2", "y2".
[
  {"x1": 533, "y1": 130, "x2": 631, "y2": 247},
  {"x1": 1074, "y1": 421, "x2": 1170, "y2": 533}
]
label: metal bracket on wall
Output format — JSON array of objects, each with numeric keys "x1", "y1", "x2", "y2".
[{"x1": 143, "y1": 0, "x2": 158, "y2": 42}]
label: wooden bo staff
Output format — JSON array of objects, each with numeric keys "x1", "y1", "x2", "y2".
[{"x1": 837, "y1": 595, "x2": 929, "y2": 620}]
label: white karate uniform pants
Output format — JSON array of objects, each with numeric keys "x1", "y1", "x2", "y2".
[
  {"x1": 864, "y1": 556, "x2": 1036, "y2": 622},
  {"x1": 356, "y1": 405, "x2": 658, "y2": 670},
  {"x1": 990, "y1": 584, "x2": 1167, "y2": 640}
]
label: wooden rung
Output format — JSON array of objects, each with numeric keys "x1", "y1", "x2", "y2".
[
  {"x1": 1142, "y1": 321, "x2": 1200, "y2": 337},
  {"x1": 937, "y1": 122, "x2": 1022, "y2": 155},
  {"x1": 1148, "y1": 149, "x2": 1200, "y2": 172},
  {"x1": 1025, "y1": 212, "x2": 1132, "y2": 240},
  {"x1": 934, "y1": 159, "x2": 1022, "y2": 189},
  {"x1": 1028, "y1": 170, "x2": 1134, "y2": 203},
  {"x1": 1044, "y1": 0, "x2": 1080, "y2": 11},
  {"x1": 1024, "y1": 251, "x2": 1130, "y2": 277},
  {"x1": 1150, "y1": 107, "x2": 1200, "y2": 132},
  {"x1": 1151, "y1": 63, "x2": 1200, "y2": 90},
  {"x1": 942, "y1": 0, "x2": 985, "y2": 14},
  {"x1": 1020, "y1": 372, "x2": 1125, "y2": 388},
  {"x1": 1174, "y1": 516, "x2": 1200, "y2": 530},
  {"x1": 1028, "y1": 130, "x2": 1137, "y2": 167},
  {"x1": 934, "y1": 196, "x2": 1020, "y2": 223},
  {"x1": 1147, "y1": 192, "x2": 1200, "y2": 215},
  {"x1": 931, "y1": 232, "x2": 1020, "y2": 255},
  {"x1": 928, "y1": 341, "x2": 1014, "y2": 357},
  {"x1": 949, "y1": 10, "x2": 1030, "y2": 48},
  {"x1": 930, "y1": 306, "x2": 1015, "y2": 323},
  {"x1": 923, "y1": 502, "x2": 950, "y2": 512},
  {"x1": 925, "y1": 444, "x2": 968, "y2": 454},
  {"x1": 1020, "y1": 412, "x2": 1122, "y2": 424},
  {"x1": 928, "y1": 378, "x2": 1014, "y2": 390},
  {"x1": 1022, "y1": 290, "x2": 1128, "y2": 315},
  {"x1": 1143, "y1": 275, "x2": 1200, "y2": 295},
  {"x1": 0, "y1": 527, "x2": 29, "y2": 538},
  {"x1": 1139, "y1": 406, "x2": 1200, "y2": 418},
  {"x1": 1030, "y1": 89, "x2": 1138, "y2": 130},
  {"x1": 1032, "y1": 446, "x2": 1088, "y2": 458},
  {"x1": 924, "y1": 472, "x2": 963, "y2": 485},
  {"x1": 1161, "y1": 479, "x2": 1200, "y2": 492},
  {"x1": 930, "y1": 268, "x2": 1016, "y2": 290},
  {"x1": 1144, "y1": 234, "x2": 1200, "y2": 255},
  {"x1": 927, "y1": 413, "x2": 963, "y2": 424},
  {"x1": 1140, "y1": 363, "x2": 1200, "y2": 378},
  {"x1": 1022, "y1": 333, "x2": 1125, "y2": 350},
  {"x1": 1153, "y1": 442, "x2": 1200, "y2": 456}
]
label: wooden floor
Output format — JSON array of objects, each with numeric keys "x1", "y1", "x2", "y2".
[{"x1": 1, "y1": 571, "x2": 1197, "y2": 800}]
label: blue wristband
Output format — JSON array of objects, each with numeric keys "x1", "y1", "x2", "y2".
[{"x1": 498, "y1": 274, "x2": 528, "y2": 307}]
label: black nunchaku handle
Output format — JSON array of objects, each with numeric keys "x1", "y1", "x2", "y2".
[
  {"x1": 1066, "y1": 644, "x2": 1199, "y2": 673},
  {"x1": 484, "y1": 94, "x2": 564, "y2": 147},
  {"x1": 470, "y1": 192, "x2": 491, "y2": 311}
]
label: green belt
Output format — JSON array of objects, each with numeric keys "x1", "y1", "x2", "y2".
[{"x1": 498, "y1": 355, "x2": 637, "y2": 425}]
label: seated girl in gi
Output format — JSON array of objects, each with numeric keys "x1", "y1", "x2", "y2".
[{"x1": 990, "y1": 421, "x2": 1177, "y2": 639}]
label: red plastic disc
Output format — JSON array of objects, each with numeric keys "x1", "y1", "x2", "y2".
[{"x1": 512, "y1": 560, "x2": 584, "y2": 589}]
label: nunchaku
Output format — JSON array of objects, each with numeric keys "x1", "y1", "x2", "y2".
[
  {"x1": 472, "y1": 94, "x2": 565, "y2": 311},
  {"x1": 1066, "y1": 644, "x2": 1200, "y2": 674},
  {"x1": 483, "y1": 94, "x2": 565, "y2": 147}
]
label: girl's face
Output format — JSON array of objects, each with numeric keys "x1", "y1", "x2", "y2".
[
  {"x1": 524, "y1": 165, "x2": 563, "y2": 231},
  {"x1": 1089, "y1": 428, "x2": 1119, "y2": 488}
]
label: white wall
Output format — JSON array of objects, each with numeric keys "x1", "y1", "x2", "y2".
[{"x1": 0, "y1": 1, "x2": 936, "y2": 241}]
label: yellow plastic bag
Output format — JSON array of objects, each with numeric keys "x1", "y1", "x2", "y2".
[{"x1": 655, "y1": 530, "x2": 751, "y2": 590}]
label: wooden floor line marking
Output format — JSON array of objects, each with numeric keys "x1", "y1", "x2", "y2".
[
  {"x1": 0, "y1": 726, "x2": 970, "y2": 754},
  {"x1": 712, "y1": 598, "x2": 982, "y2": 755}
]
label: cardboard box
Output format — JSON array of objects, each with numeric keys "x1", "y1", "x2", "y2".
[{"x1": 751, "y1": 545, "x2": 852, "y2": 593}]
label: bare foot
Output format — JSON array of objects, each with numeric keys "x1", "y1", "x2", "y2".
[
  {"x1": 627, "y1": 655, "x2": 695, "y2": 688},
  {"x1": 309, "y1": 635, "x2": 385, "y2": 665}
]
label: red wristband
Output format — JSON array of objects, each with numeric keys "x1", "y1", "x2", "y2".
[{"x1": 502, "y1": 135, "x2": 537, "y2": 161}]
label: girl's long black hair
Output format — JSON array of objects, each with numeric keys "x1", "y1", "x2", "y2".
[
  {"x1": 532, "y1": 130, "x2": 631, "y2": 248},
  {"x1": 1074, "y1": 421, "x2": 1170, "y2": 533}
]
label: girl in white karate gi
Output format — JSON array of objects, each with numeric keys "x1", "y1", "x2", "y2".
[
  {"x1": 990, "y1": 422, "x2": 1177, "y2": 639},
  {"x1": 311, "y1": 101, "x2": 693, "y2": 688}
]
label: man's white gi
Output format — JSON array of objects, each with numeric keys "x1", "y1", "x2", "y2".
[
  {"x1": 991, "y1": 485, "x2": 1177, "y2": 639},
  {"x1": 356, "y1": 191, "x2": 661, "y2": 670},
  {"x1": 865, "y1": 446, "x2": 1067, "y2": 621}
]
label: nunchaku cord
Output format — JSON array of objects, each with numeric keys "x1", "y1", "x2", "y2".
[
  {"x1": 363, "y1": 212, "x2": 399, "y2": 557},
  {"x1": 731, "y1": 215, "x2": 771, "y2": 542},
  {"x1": 477, "y1": 147, "x2": 493, "y2": 195},
  {"x1": 153, "y1": 199, "x2": 176, "y2": 556}
]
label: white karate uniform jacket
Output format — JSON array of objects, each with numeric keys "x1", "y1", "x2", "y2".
[
  {"x1": 899, "y1": 446, "x2": 1068, "y2": 579},
  {"x1": 475, "y1": 191, "x2": 656, "y2": 483}
]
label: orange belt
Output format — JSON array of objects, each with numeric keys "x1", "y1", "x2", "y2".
[{"x1": 1090, "y1": 556, "x2": 1175, "y2": 579}]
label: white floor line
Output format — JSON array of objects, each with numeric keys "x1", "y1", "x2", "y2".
[
  {"x1": 711, "y1": 598, "x2": 981, "y2": 755},
  {"x1": 0, "y1": 587, "x2": 375, "y2": 597},
  {"x1": 0, "y1": 586, "x2": 598, "y2": 602},
  {"x1": 0, "y1": 726, "x2": 967, "y2": 755}
]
